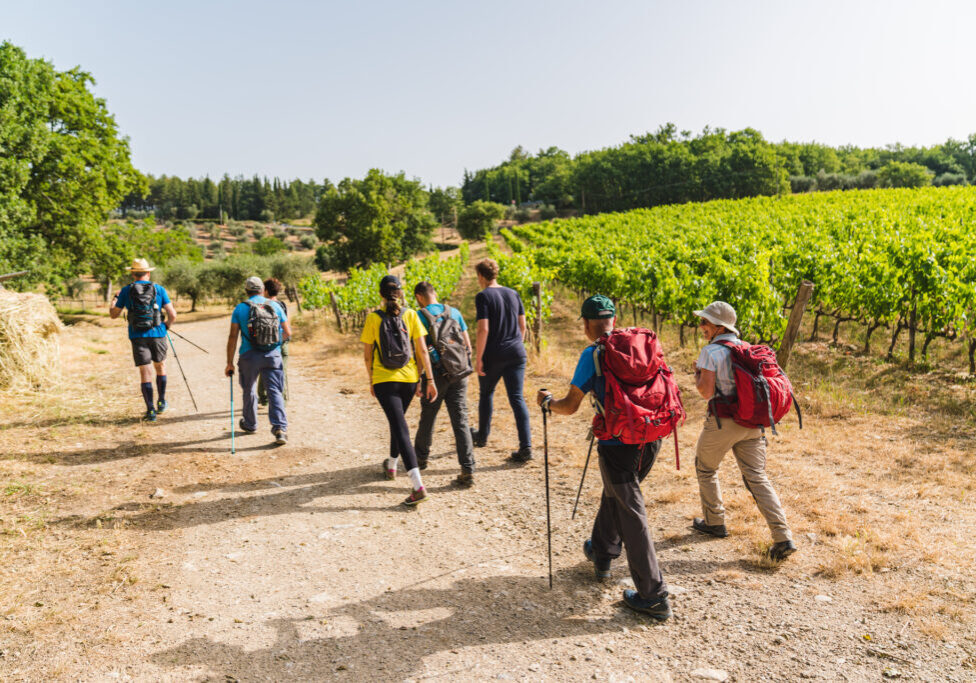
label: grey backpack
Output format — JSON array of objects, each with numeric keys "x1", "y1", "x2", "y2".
[
  {"x1": 420, "y1": 305, "x2": 473, "y2": 382},
  {"x1": 244, "y1": 301, "x2": 281, "y2": 351}
]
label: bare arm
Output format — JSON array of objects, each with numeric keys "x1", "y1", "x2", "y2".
[
  {"x1": 536, "y1": 385, "x2": 586, "y2": 416},
  {"x1": 414, "y1": 335, "x2": 438, "y2": 401},
  {"x1": 109, "y1": 291, "x2": 123, "y2": 319},
  {"x1": 163, "y1": 302, "x2": 177, "y2": 328},
  {"x1": 475, "y1": 318, "x2": 489, "y2": 376},
  {"x1": 363, "y1": 342, "x2": 374, "y2": 391},
  {"x1": 462, "y1": 330, "x2": 472, "y2": 353},
  {"x1": 696, "y1": 368, "x2": 716, "y2": 400},
  {"x1": 281, "y1": 319, "x2": 292, "y2": 342},
  {"x1": 518, "y1": 314, "x2": 526, "y2": 341},
  {"x1": 225, "y1": 323, "x2": 240, "y2": 376}
]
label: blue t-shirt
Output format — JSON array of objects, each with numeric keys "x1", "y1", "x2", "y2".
[
  {"x1": 417, "y1": 303, "x2": 468, "y2": 364},
  {"x1": 570, "y1": 345, "x2": 621, "y2": 445},
  {"x1": 116, "y1": 282, "x2": 172, "y2": 340},
  {"x1": 232, "y1": 295, "x2": 287, "y2": 355},
  {"x1": 475, "y1": 286, "x2": 526, "y2": 364}
]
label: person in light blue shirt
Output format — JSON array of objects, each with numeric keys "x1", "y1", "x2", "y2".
[
  {"x1": 225, "y1": 276, "x2": 291, "y2": 445},
  {"x1": 109, "y1": 258, "x2": 178, "y2": 422}
]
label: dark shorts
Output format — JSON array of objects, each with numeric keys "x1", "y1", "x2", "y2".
[{"x1": 131, "y1": 337, "x2": 167, "y2": 366}]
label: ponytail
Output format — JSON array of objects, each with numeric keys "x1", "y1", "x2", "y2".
[{"x1": 385, "y1": 296, "x2": 402, "y2": 317}]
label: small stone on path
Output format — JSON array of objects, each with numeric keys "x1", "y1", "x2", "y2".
[
  {"x1": 150, "y1": 488, "x2": 165, "y2": 499},
  {"x1": 814, "y1": 594, "x2": 833, "y2": 603},
  {"x1": 691, "y1": 668, "x2": 729, "y2": 681}
]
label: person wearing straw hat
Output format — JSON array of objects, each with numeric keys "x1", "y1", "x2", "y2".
[
  {"x1": 225, "y1": 276, "x2": 291, "y2": 446},
  {"x1": 110, "y1": 258, "x2": 178, "y2": 422},
  {"x1": 692, "y1": 301, "x2": 796, "y2": 562}
]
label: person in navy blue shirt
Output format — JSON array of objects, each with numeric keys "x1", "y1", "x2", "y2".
[
  {"x1": 110, "y1": 258, "x2": 178, "y2": 422},
  {"x1": 225, "y1": 276, "x2": 291, "y2": 445},
  {"x1": 536, "y1": 295, "x2": 671, "y2": 622}
]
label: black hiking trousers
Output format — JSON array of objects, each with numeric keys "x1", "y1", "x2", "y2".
[{"x1": 373, "y1": 381, "x2": 420, "y2": 471}]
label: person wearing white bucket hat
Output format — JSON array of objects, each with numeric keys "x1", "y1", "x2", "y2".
[
  {"x1": 691, "y1": 300, "x2": 796, "y2": 562},
  {"x1": 110, "y1": 258, "x2": 178, "y2": 422}
]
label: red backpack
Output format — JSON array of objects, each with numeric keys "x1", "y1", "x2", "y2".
[
  {"x1": 708, "y1": 340, "x2": 802, "y2": 435},
  {"x1": 591, "y1": 328, "x2": 686, "y2": 467}
]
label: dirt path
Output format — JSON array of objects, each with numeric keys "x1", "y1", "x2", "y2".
[{"x1": 1, "y1": 295, "x2": 973, "y2": 680}]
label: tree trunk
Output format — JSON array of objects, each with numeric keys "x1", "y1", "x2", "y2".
[
  {"x1": 679, "y1": 323, "x2": 685, "y2": 347},
  {"x1": 921, "y1": 333, "x2": 934, "y2": 361},
  {"x1": 809, "y1": 311, "x2": 822, "y2": 341},
  {"x1": 969, "y1": 338, "x2": 976, "y2": 375},
  {"x1": 863, "y1": 321, "x2": 881, "y2": 354},
  {"x1": 190, "y1": 294, "x2": 198, "y2": 313},
  {"x1": 832, "y1": 317, "x2": 843, "y2": 344},
  {"x1": 886, "y1": 318, "x2": 903, "y2": 360}
]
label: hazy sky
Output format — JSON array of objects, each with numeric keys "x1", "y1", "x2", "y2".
[{"x1": 4, "y1": 0, "x2": 974, "y2": 186}]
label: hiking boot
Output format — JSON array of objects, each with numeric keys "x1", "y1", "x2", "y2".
[
  {"x1": 382, "y1": 458, "x2": 397, "y2": 480},
  {"x1": 156, "y1": 399, "x2": 168, "y2": 414},
  {"x1": 454, "y1": 472, "x2": 474, "y2": 488},
  {"x1": 622, "y1": 590, "x2": 672, "y2": 621},
  {"x1": 272, "y1": 427, "x2": 287, "y2": 446},
  {"x1": 692, "y1": 517, "x2": 729, "y2": 538},
  {"x1": 509, "y1": 447, "x2": 533, "y2": 463},
  {"x1": 402, "y1": 487, "x2": 429, "y2": 507},
  {"x1": 767, "y1": 539, "x2": 797, "y2": 562},
  {"x1": 470, "y1": 428, "x2": 486, "y2": 448},
  {"x1": 238, "y1": 419, "x2": 257, "y2": 434},
  {"x1": 583, "y1": 539, "x2": 611, "y2": 580},
  {"x1": 143, "y1": 409, "x2": 157, "y2": 423}
]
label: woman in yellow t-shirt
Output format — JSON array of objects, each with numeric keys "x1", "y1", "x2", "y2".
[{"x1": 361, "y1": 275, "x2": 437, "y2": 506}]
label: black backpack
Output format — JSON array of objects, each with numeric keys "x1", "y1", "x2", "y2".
[
  {"x1": 129, "y1": 281, "x2": 162, "y2": 332},
  {"x1": 420, "y1": 305, "x2": 473, "y2": 382},
  {"x1": 374, "y1": 309, "x2": 413, "y2": 369},
  {"x1": 244, "y1": 301, "x2": 281, "y2": 351}
]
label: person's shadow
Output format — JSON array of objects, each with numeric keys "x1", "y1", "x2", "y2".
[{"x1": 150, "y1": 567, "x2": 656, "y2": 681}]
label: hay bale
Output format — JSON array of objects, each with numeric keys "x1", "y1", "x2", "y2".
[{"x1": 0, "y1": 289, "x2": 63, "y2": 391}]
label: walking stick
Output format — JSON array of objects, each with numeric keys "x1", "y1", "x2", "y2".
[
  {"x1": 571, "y1": 430, "x2": 596, "y2": 520},
  {"x1": 541, "y1": 390, "x2": 553, "y2": 590},
  {"x1": 166, "y1": 331, "x2": 199, "y2": 412},
  {"x1": 167, "y1": 328, "x2": 209, "y2": 354},
  {"x1": 230, "y1": 375, "x2": 235, "y2": 455}
]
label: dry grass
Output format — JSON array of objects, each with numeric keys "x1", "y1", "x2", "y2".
[{"x1": 0, "y1": 289, "x2": 62, "y2": 391}]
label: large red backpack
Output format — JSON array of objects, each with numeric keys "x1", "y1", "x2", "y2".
[
  {"x1": 591, "y1": 328, "x2": 686, "y2": 467},
  {"x1": 709, "y1": 340, "x2": 802, "y2": 435}
]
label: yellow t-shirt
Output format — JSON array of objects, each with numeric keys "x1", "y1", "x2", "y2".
[{"x1": 360, "y1": 308, "x2": 425, "y2": 384}]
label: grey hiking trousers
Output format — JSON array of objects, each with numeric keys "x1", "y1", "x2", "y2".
[
  {"x1": 414, "y1": 372, "x2": 475, "y2": 472},
  {"x1": 590, "y1": 440, "x2": 668, "y2": 600}
]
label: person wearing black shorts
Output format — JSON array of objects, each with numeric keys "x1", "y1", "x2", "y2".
[{"x1": 110, "y1": 258, "x2": 178, "y2": 422}]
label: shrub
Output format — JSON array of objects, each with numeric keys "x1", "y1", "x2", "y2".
[
  {"x1": 877, "y1": 161, "x2": 932, "y2": 189},
  {"x1": 299, "y1": 235, "x2": 317, "y2": 250},
  {"x1": 314, "y1": 243, "x2": 336, "y2": 271},
  {"x1": 854, "y1": 170, "x2": 879, "y2": 189},
  {"x1": 228, "y1": 225, "x2": 247, "y2": 237},
  {"x1": 933, "y1": 172, "x2": 968, "y2": 187},
  {"x1": 254, "y1": 236, "x2": 288, "y2": 256},
  {"x1": 259, "y1": 209, "x2": 275, "y2": 222},
  {"x1": 273, "y1": 228, "x2": 287, "y2": 240},
  {"x1": 208, "y1": 240, "x2": 224, "y2": 253},
  {"x1": 252, "y1": 225, "x2": 266, "y2": 239},
  {"x1": 790, "y1": 176, "x2": 816, "y2": 193},
  {"x1": 539, "y1": 204, "x2": 558, "y2": 220},
  {"x1": 457, "y1": 200, "x2": 507, "y2": 239}
]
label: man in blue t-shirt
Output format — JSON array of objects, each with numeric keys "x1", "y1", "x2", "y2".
[
  {"x1": 110, "y1": 258, "x2": 178, "y2": 422},
  {"x1": 536, "y1": 295, "x2": 671, "y2": 622},
  {"x1": 411, "y1": 281, "x2": 475, "y2": 487},
  {"x1": 225, "y1": 276, "x2": 291, "y2": 445}
]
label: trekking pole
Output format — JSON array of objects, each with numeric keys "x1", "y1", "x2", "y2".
[
  {"x1": 541, "y1": 390, "x2": 553, "y2": 590},
  {"x1": 230, "y1": 374, "x2": 235, "y2": 455},
  {"x1": 571, "y1": 430, "x2": 596, "y2": 520},
  {"x1": 167, "y1": 328, "x2": 210, "y2": 354},
  {"x1": 166, "y1": 330, "x2": 199, "y2": 412}
]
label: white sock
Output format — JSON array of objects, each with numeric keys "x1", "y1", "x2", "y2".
[
  {"x1": 407, "y1": 468, "x2": 423, "y2": 490},
  {"x1": 388, "y1": 457, "x2": 398, "y2": 472}
]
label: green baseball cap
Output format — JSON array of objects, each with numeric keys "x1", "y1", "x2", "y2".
[{"x1": 580, "y1": 294, "x2": 616, "y2": 320}]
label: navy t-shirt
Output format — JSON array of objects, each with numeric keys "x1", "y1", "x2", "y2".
[{"x1": 475, "y1": 286, "x2": 526, "y2": 364}]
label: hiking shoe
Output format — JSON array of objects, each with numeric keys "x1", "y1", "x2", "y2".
[
  {"x1": 623, "y1": 590, "x2": 672, "y2": 621},
  {"x1": 767, "y1": 539, "x2": 797, "y2": 562},
  {"x1": 402, "y1": 487, "x2": 429, "y2": 507},
  {"x1": 383, "y1": 458, "x2": 397, "y2": 480},
  {"x1": 156, "y1": 399, "x2": 168, "y2": 414},
  {"x1": 454, "y1": 472, "x2": 474, "y2": 488},
  {"x1": 509, "y1": 447, "x2": 533, "y2": 463},
  {"x1": 583, "y1": 539, "x2": 611, "y2": 580},
  {"x1": 143, "y1": 409, "x2": 157, "y2": 423},
  {"x1": 692, "y1": 517, "x2": 729, "y2": 538},
  {"x1": 470, "y1": 428, "x2": 486, "y2": 448},
  {"x1": 238, "y1": 419, "x2": 257, "y2": 434},
  {"x1": 272, "y1": 427, "x2": 287, "y2": 446}
]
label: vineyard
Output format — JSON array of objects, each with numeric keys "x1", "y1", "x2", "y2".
[
  {"x1": 499, "y1": 186, "x2": 976, "y2": 370},
  {"x1": 298, "y1": 242, "x2": 470, "y2": 329}
]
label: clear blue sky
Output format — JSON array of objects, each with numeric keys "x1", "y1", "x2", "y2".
[{"x1": 4, "y1": 0, "x2": 974, "y2": 186}]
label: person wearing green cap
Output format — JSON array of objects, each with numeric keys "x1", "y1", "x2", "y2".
[{"x1": 536, "y1": 294, "x2": 671, "y2": 621}]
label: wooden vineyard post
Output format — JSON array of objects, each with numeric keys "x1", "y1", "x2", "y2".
[
  {"x1": 777, "y1": 280, "x2": 815, "y2": 370},
  {"x1": 329, "y1": 290, "x2": 344, "y2": 333},
  {"x1": 531, "y1": 281, "x2": 542, "y2": 354}
]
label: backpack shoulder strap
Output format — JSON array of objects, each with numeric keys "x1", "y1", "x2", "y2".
[{"x1": 419, "y1": 307, "x2": 439, "y2": 346}]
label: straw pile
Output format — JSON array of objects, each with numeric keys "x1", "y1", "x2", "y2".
[{"x1": 0, "y1": 289, "x2": 63, "y2": 391}]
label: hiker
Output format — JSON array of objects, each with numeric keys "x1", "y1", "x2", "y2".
[
  {"x1": 361, "y1": 275, "x2": 437, "y2": 506},
  {"x1": 224, "y1": 276, "x2": 291, "y2": 446},
  {"x1": 257, "y1": 278, "x2": 289, "y2": 405},
  {"x1": 692, "y1": 301, "x2": 796, "y2": 561},
  {"x1": 536, "y1": 295, "x2": 673, "y2": 621},
  {"x1": 412, "y1": 281, "x2": 475, "y2": 487},
  {"x1": 471, "y1": 258, "x2": 532, "y2": 462},
  {"x1": 109, "y1": 258, "x2": 178, "y2": 422}
]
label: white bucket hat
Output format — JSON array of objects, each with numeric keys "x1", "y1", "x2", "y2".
[{"x1": 694, "y1": 301, "x2": 739, "y2": 336}]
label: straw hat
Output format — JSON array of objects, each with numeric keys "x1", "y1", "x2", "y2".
[
  {"x1": 129, "y1": 258, "x2": 155, "y2": 273},
  {"x1": 693, "y1": 301, "x2": 739, "y2": 336}
]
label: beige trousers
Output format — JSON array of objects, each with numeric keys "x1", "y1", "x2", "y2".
[{"x1": 695, "y1": 415, "x2": 792, "y2": 543}]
